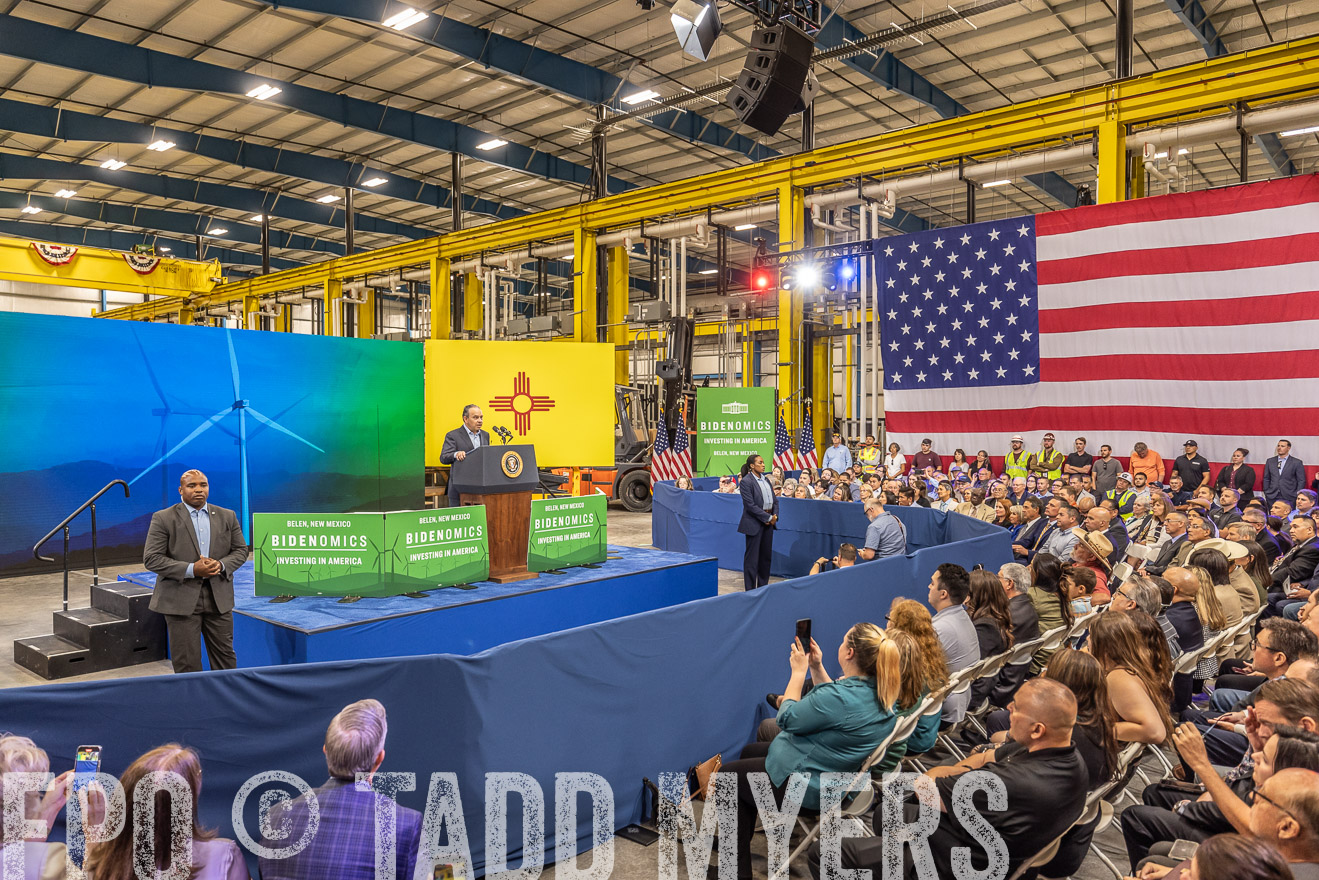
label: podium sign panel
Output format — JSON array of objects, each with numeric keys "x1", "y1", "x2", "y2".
[
  {"x1": 252, "y1": 513, "x2": 384, "y2": 597},
  {"x1": 527, "y1": 495, "x2": 607, "y2": 571},
  {"x1": 383, "y1": 507, "x2": 489, "y2": 589},
  {"x1": 694, "y1": 387, "x2": 775, "y2": 477}
]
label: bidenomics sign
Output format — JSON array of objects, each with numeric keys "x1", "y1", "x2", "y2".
[
  {"x1": 253, "y1": 508, "x2": 489, "y2": 597},
  {"x1": 694, "y1": 387, "x2": 775, "y2": 477},
  {"x1": 527, "y1": 495, "x2": 606, "y2": 572}
]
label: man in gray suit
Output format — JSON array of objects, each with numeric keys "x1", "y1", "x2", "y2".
[
  {"x1": 143, "y1": 469, "x2": 249, "y2": 673},
  {"x1": 439, "y1": 404, "x2": 491, "y2": 506}
]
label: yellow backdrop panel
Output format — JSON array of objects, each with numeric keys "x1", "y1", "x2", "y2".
[{"x1": 424, "y1": 340, "x2": 615, "y2": 467}]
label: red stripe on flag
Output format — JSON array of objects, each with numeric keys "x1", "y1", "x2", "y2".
[
  {"x1": 1039, "y1": 290, "x2": 1319, "y2": 334},
  {"x1": 1040, "y1": 352, "x2": 1319, "y2": 382},
  {"x1": 1035, "y1": 176, "x2": 1319, "y2": 236},
  {"x1": 884, "y1": 406, "x2": 1319, "y2": 437},
  {"x1": 1037, "y1": 233, "x2": 1319, "y2": 285}
]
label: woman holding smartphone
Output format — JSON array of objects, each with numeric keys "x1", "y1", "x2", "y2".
[{"x1": 718, "y1": 623, "x2": 901, "y2": 880}]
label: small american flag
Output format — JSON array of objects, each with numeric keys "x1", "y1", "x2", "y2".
[
  {"x1": 881, "y1": 175, "x2": 1319, "y2": 469},
  {"x1": 773, "y1": 411, "x2": 797, "y2": 471},
  {"x1": 797, "y1": 403, "x2": 818, "y2": 470},
  {"x1": 671, "y1": 404, "x2": 693, "y2": 478},
  {"x1": 650, "y1": 418, "x2": 673, "y2": 484}
]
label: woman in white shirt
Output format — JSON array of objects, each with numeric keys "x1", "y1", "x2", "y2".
[{"x1": 884, "y1": 442, "x2": 906, "y2": 478}]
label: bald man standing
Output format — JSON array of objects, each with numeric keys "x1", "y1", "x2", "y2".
[{"x1": 143, "y1": 469, "x2": 249, "y2": 673}]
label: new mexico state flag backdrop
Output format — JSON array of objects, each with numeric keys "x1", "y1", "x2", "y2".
[{"x1": 424, "y1": 340, "x2": 614, "y2": 467}]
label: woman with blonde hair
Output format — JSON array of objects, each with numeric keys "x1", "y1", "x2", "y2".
[
  {"x1": 84, "y1": 745, "x2": 248, "y2": 880},
  {"x1": 1186, "y1": 563, "x2": 1230, "y2": 683},
  {"x1": 0, "y1": 735, "x2": 70, "y2": 880},
  {"x1": 720, "y1": 623, "x2": 902, "y2": 880},
  {"x1": 1087, "y1": 612, "x2": 1174, "y2": 745}
]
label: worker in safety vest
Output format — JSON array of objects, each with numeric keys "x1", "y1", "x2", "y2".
[
  {"x1": 1030, "y1": 432, "x2": 1065, "y2": 481},
  {"x1": 1105, "y1": 472, "x2": 1137, "y2": 520},
  {"x1": 857, "y1": 434, "x2": 882, "y2": 475},
  {"x1": 1004, "y1": 434, "x2": 1031, "y2": 480}
]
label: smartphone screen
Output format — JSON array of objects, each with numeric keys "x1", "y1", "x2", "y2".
[
  {"x1": 795, "y1": 619, "x2": 811, "y2": 652},
  {"x1": 74, "y1": 745, "x2": 101, "y2": 791}
]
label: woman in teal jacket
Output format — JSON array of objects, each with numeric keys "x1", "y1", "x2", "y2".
[{"x1": 719, "y1": 622, "x2": 900, "y2": 880}]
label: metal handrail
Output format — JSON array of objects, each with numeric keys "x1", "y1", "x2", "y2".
[{"x1": 32, "y1": 479, "x2": 130, "y2": 611}]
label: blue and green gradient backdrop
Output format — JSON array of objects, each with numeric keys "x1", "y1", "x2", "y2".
[{"x1": 0, "y1": 313, "x2": 423, "y2": 576}]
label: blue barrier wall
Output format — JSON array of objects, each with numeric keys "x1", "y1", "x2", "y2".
[
  {"x1": 0, "y1": 512, "x2": 1009, "y2": 877},
  {"x1": 652, "y1": 479, "x2": 985, "y2": 576}
]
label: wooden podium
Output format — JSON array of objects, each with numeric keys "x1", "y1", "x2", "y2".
[{"x1": 450, "y1": 444, "x2": 539, "y2": 584}]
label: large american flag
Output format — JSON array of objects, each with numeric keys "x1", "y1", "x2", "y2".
[
  {"x1": 798, "y1": 404, "x2": 819, "y2": 470},
  {"x1": 880, "y1": 175, "x2": 1319, "y2": 468},
  {"x1": 773, "y1": 411, "x2": 797, "y2": 471},
  {"x1": 650, "y1": 418, "x2": 674, "y2": 483},
  {"x1": 671, "y1": 404, "x2": 693, "y2": 478}
]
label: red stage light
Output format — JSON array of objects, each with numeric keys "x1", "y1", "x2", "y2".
[{"x1": 752, "y1": 270, "x2": 772, "y2": 291}]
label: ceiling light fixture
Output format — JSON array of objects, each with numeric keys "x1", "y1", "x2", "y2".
[
  {"x1": 250, "y1": 214, "x2": 265, "y2": 222},
  {"x1": 622, "y1": 89, "x2": 660, "y2": 105},
  {"x1": 734, "y1": 223, "x2": 757, "y2": 231},
  {"x1": 316, "y1": 194, "x2": 342, "y2": 204},
  {"x1": 1280, "y1": 124, "x2": 1319, "y2": 137},
  {"x1": 21, "y1": 205, "x2": 41, "y2": 214},
  {"x1": 981, "y1": 179, "x2": 1012, "y2": 188},
  {"x1": 246, "y1": 83, "x2": 282, "y2": 101},
  {"x1": 54, "y1": 189, "x2": 77, "y2": 198},
  {"x1": 100, "y1": 159, "x2": 126, "y2": 170},
  {"x1": 476, "y1": 138, "x2": 508, "y2": 151},
  {"x1": 697, "y1": 268, "x2": 718, "y2": 275},
  {"x1": 362, "y1": 176, "x2": 388, "y2": 187},
  {"x1": 207, "y1": 227, "x2": 228, "y2": 236},
  {"x1": 160, "y1": 246, "x2": 172, "y2": 253},
  {"x1": 147, "y1": 139, "x2": 176, "y2": 151},
  {"x1": 382, "y1": 7, "x2": 429, "y2": 29}
]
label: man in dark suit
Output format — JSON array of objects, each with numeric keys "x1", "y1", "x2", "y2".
[
  {"x1": 143, "y1": 469, "x2": 249, "y2": 673},
  {"x1": 259, "y1": 699, "x2": 423, "y2": 880},
  {"x1": 737, "y1": 454, "x2": 778, "y2": 590},
  {"x1": 439, "y1": 404, "x2": 492, "y2": 506},
  {"x1": 1267, "y1": 516, "x2": 1319, "y2": 617},
  {"x1": 1214, "y1": 447, "x2": 1257, "y2": 507},
  {"x1": 1144, "y1": 511, "x2": 1188, "y2": 576},
  {"x1": 1264, "y1": 439, "x2": 1306, "y2": 508},
  {"x1": 1244, "y1": 507, "x2": 1285, "y2": 565}
]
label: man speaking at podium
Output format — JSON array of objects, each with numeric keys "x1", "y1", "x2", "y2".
[{"x1": 440, "y1": 404, "x2": 491, "y2": 506}]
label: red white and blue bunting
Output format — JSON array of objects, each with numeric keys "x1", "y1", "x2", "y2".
[
  {"x1": 30, "y1": 242, "x2": 78, "y2": 266},
  {"x1": 122, "y1": 253, "x2": 162, "y2": 275}
]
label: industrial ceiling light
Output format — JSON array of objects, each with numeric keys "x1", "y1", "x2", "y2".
[
  {"x1": 100, "y1": 158, "x2": 126, "y2": 170},
  {"x1": 316, "y1": 194, "x2": 342, "y2": 203},
  {"x1": 147, "y1": 139, "x2": 176, "y2": 151},
  {"x1": 734, "y1": 223, "x2": 756, "y2": 231},
  {"x1": 670, "y1": 0, "x2": 721, "y2": 61},
  {"x1": 250, "y1": 214, "x2": 265, "y2": 222},
  {"x1": 54, "y1": 189, "x2": 77, "y2": 198},
  {"x1": 1280, "y1": 124, "x2": 1319, "y2": 137},
  {"x1": 476, "y1": 138, "x2": 508, "y2": 150},
  {"x1": 160, "y1": 246, "x2": 172, "y2": 252},
  {"x1": 981, "y1": 179, "x2": 1011, "y2": 188},
  {"x1": 246, "y1": 83, "x2": 282, "y2": 100},
  {"x1": 21, "y1": 205, "x2": 41, "y2": 215},
  {"x1": 362, "y1": 176, "x2": 388, "y2": 187},
  {"x1": 622, "y1": 89, "x2": 660, "y2": 105},
  {"x1": 697, "y1": 268, "x2": 718, "y2": 275},
  {"x1": 207, "y1": 227, "x2": 228, "y2": 236},
  {"x1": 382, "y1": 7, "x2": 429, "y2": 29}
]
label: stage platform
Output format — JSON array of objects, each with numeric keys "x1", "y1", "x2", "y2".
[{"x1": 119, "y1": 544, "x2": 717, "y2": 668}]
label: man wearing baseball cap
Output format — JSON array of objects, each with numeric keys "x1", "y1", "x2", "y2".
[
  {"x1": 1173, "y1": 439, "x2": 1212, "y2": 493},
  {"x1": 1005, "y1": 434, "x2": 1031, "y2": 480},
  {"x1": 1030, "y1": 432, "x2": 1064, "y2": 481}
]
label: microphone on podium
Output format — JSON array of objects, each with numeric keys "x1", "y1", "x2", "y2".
[{"x1": 493, "y1": 426, "x2": 513, "y2": 444}]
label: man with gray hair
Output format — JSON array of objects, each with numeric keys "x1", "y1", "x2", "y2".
[
  {"x1": 259, "y1": 699, "x2": 423, "y2": 880},
  {"x1": 1112, "y1": 575, "x2": 1183, "y2": 661},
  {"x1": 1244, "y1": 506, "x2": 1286, "y2": 566},
  {"x1": 860, "y1": 497, "x2": 906, "y2": 560},
  {"x1": 990, "y1": 563, "x2": 1042, "y2": 705}
]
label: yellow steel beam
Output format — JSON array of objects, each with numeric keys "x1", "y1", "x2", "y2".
[
  {"x1": 462, "y1": 273, "x2": 483, "y2": 335},
  {"x1": 357, "y1": 290, "x2": 376, "y2": 339},
  {"x1": 607, "y1": 245, "x2": 629, "y2": 384},
  {"x1": 430, "y1": 256, "x2": 451, "y2": 339},
  {"x1": 0, "y1": 237, "x2": 220, "y2": 309},
  {"x1": 97, "y1": 35, "x2": 1319, "y2": 324},
  {"x1": 1097, "y1": 118, "x2": 1127, "y2": 204},
  {"x1": 778, "y1": 181, "x2": 805, "y2": 429},
  {"x1": 574, "y1": 227, "x2": 598, "y2": 342},
  {"x1": 325, "y1": 277, "x2": 342, "y2": 336}
]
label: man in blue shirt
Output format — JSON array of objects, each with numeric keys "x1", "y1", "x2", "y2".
[
  {"x1": 860, "y1": 498, "x2": 905, "y2": 560},
  {"x1": 928, "y1": 563, "x2": 981, "y2": 723},
  {"x1": 821, "y1": 433, "x2": 852, "y2": 474}
]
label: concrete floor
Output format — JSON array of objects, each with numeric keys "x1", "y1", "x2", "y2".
[{"x1": 1, "y1": 505, "x2": 1132, "y2": 880}]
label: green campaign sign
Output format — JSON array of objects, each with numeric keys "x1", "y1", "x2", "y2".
[
  {"x1": 693, "y1": 386, "x2": 775, "y2": 477},
  {"x1": 527, "y1": 495, "x2": 607, "y2": 572},
  {"x1": 252, "y1": 513, "x2": 384, "y2": 597},
  {"x1": 383, "y1": 507, "x2": 489, "y2": 589}
]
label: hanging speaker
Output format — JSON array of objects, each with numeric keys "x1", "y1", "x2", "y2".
[{"x1": 726, "y1": 22, "x2": 816, "y2": 136}]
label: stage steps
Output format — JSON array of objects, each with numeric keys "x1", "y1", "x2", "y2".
[{"x1": 14, "y1": 582, "x2": 168, "y2": 680}]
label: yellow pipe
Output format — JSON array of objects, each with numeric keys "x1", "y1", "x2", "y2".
[{"x1": 357, "y1": 290, "x2": 376, "y2": 339}]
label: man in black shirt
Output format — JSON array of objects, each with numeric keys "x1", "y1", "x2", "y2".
[
  {"x1": 1064, "y1": 436, "x2": 1094, "y2": 476},
  {"x1": 809, "y1": 678, "x2": 1088, "y2": 880},
  {"x1": 1174, "y1": 439, "x2": 1212, "y2": 493}
]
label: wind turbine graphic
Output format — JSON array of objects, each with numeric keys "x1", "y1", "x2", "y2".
[{"x1": 127, "y1": 330, "x2": 325, "y2": 537}]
